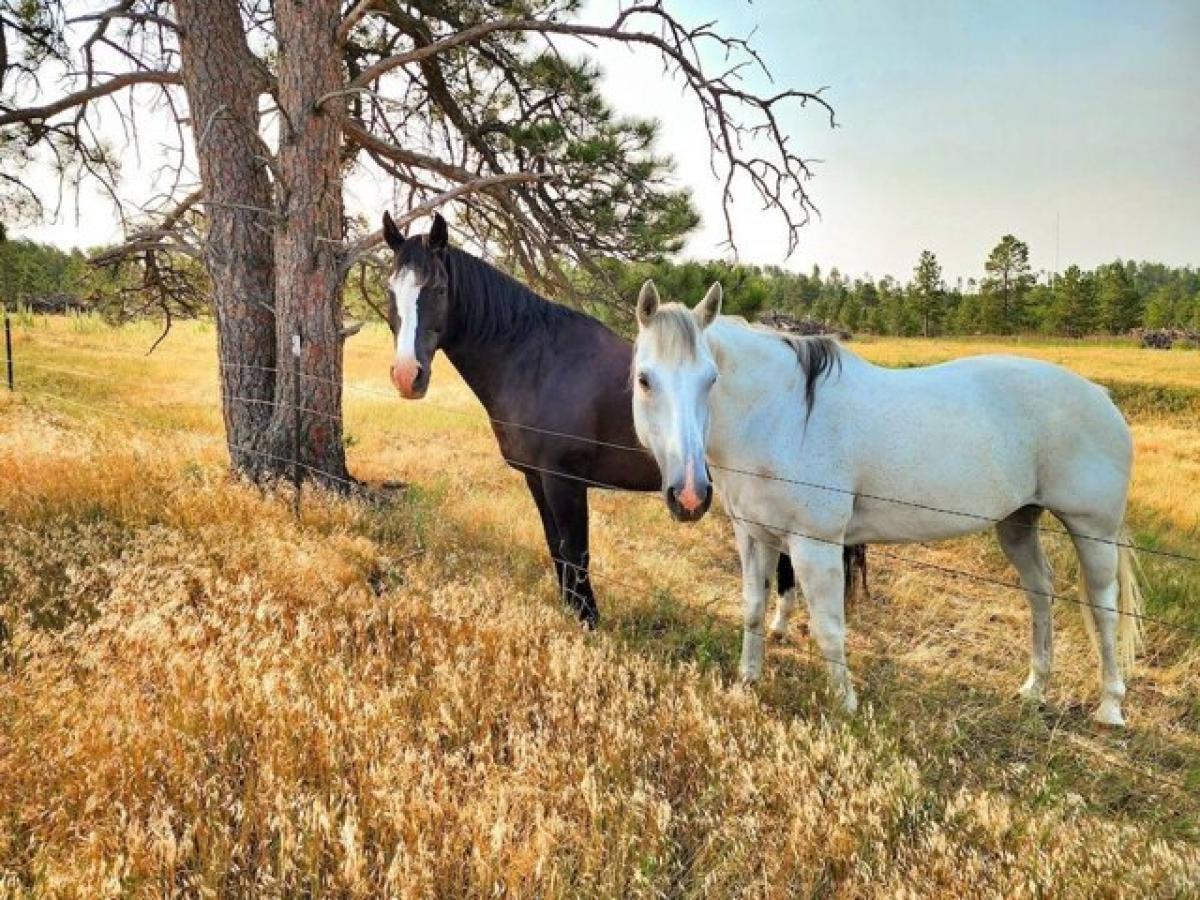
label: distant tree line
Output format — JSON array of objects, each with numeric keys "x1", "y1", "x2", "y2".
[
  {"x1": 0, "y1": 239, "x2": 92, "y2": 310},
  {"x1": 4, "y1": 233, "x2": 1199, "y2": 338},
  {"x1": 581, "y1": 235, "x2": 1200, "y2": 338},
  {"x1": 0, "y1": 238, "x2": 203, "y2": 320}
]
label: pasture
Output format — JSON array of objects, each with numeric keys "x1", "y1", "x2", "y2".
[{"x1": 2, "y1": 316, "x2": 1199, "y2": 896}]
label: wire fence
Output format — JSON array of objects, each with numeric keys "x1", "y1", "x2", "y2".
[
  {"x1": 20, "y1": 335, "x2": 1198, "y2": 563},
  {"x1": 4, "y1": 317, "x2": 1196, "y2": 794},
  {"x1": 5, "y1": 331, "x2": 1199, "y2": 645}
]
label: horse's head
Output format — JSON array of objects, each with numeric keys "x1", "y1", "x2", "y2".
[
  {"x1": 632, "y1": 279, "x2": 723, "y2": 523},
  {"x1": 381, "y1": 210, "x2": 451, "y2": 399}
]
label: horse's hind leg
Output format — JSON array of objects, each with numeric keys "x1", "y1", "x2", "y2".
[
  {"x1": 845, "y1": 545, "x2": 870, "y2": 606},
  {"x1": 1062, "y1": 517, "x2": 1127, "y2": 726},
  {"x1": 770, "y1": 555, "x2": 797, "y2": 642},
  {"x1": 996, "y1": 506, "x2": 1055, "y2": 703}
]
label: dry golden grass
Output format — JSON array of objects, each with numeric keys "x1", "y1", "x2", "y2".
[
  {"x1": 854, "y1": 335, "x2": 1200, "y2": 391},
  {"x1": 2, "y1": 318, "x2": 1199, "y2": 897}
]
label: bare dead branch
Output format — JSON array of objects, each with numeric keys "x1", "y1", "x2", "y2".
[
  {"x1": 342, "y1": 170, "x2": 554, "y2": 266},
  {"x1": 0, "y1": 70, "x2": 182, "y2": 126},
  {"x1": 339, "y1": 6, "x2": 833, "y2": 256},
  {"x1": 90, "y1": 188, "x2": 203, "y2": 266}
]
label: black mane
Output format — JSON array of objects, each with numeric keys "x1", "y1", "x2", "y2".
[
  {"x1": 445, "y1": 247, "x2": 592, "y2": 346},
  {"x1": 779, "y1": 334, "x2": 842, "y2": 420}
]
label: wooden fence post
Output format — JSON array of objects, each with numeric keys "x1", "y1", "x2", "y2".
[{"x1": 4, "y1": 307, "x2": 12, "y2": 391}]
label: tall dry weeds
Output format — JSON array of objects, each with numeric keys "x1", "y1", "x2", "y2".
[{"x1": 2, "y1": 322, "x2": 1198, "y2": 897}]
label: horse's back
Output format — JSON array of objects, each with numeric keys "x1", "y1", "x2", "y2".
[
  {"x1": 837, "y1": 353, "x2": 1131, "y2": 537},
  {"x1": 887, "y1": 353, "x2": 1129, "y2": 465},
  {"x1": 720, "y1": 348, "x2": 1125, "y2": 541}
]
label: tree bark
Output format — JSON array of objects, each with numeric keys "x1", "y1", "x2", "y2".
[
  {"x1": 268, "y1": 0, "x2": 350, "y2": 486},
  {"x1": 175, "y1": 0, "x2": 278, "y2": 477}
]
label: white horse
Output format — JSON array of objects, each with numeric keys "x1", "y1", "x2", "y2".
[{"x1": 631, "y1": 280, "x2": 1143, "y2": 726}]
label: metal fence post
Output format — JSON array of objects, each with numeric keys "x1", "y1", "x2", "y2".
[
  {"x1": 4, "y1": 307, "x2": 12, "y2": 391},
  {"x1": 291, "y1": 332, "x2": 302, "y2": 519}
]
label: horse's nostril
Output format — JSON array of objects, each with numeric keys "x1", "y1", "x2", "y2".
[{"x1": 391, "y1": 359, "x2": 424, "y2": 395}]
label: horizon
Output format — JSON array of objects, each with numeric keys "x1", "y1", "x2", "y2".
[{"x1": 3, "y1": 231, "x2": 1195, "y2": 292}]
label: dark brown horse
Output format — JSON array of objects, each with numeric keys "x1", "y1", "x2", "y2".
[{"x1": 381, "y1": 211, "x2": 865, "y2": 626}]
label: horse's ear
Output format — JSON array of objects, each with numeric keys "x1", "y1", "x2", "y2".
[
  {"x1": 694, "y1": 282, "x2": 722, "y2": 328},
  {"x1": 382, "y1": 211, "x2": 405, "y2": 252},
  {"x1": 429, "y1": 212, "x2": 449, "y2": 251},
  {"x1": 636, "y1": 280, "x2": 660, "y2": 328}
]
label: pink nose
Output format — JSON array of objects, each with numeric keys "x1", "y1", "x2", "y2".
[
  {"x1": 390, "y1": 360, "x2": 421, "y2": 398},
  {"x1": 678, "y1": 485, "x2": 703, "y2": 512}
]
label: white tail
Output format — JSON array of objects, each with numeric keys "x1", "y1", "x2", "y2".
[
  {"x1": 1116, "y1": 539, "x2": 1145, "y2": 674},
  {"x1": 1078, "y1": 532, "x2": 1144, "y2": 676}
]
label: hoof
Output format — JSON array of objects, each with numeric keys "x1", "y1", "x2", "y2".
[
  {"x1": 739, "y1": 668, "x2": 761, "y2": 687},
  {"x1": 1092, "y1": 701, "x2": 1125, "y2": 728},
  {"x1": 838, "y1": 688, "x2": 859, "y2": 716},
  {"x1": 1017, "y1": 677, "x2": 1047, "y2": 704},
  {"x1": 769, "y1": 628, "x2": 787, "y2": 644}
]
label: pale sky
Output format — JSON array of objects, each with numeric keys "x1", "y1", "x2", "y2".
[{"x1": 13, "y1": 0, "x2": 1200, "y2": 283}]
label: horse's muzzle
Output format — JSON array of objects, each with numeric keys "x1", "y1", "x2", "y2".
[
  {"x1": 665, "y1": 482, "x2": 713, "y2": 523},
  {"x1": 390, "y1": 360, "x2": 428, "y2": 399}
]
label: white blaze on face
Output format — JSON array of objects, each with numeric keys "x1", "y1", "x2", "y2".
[
  {"x1": 389, "y1": 265, "x2": 422, "y2": 393},
  {"x1": 632, "y1": 332, "x2": 716, "y2": 515}
]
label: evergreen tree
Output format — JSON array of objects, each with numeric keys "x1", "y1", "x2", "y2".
[
  {"x1": 911, "y1": 250, "x2": 943, "y2": 337},
  {"x1": 1049, "y1": 265, "x2": 1096, "y2": 337},
  {"x1": 1096, "y1": 263, "x2": 1141, "y2": 334},
  {"x1": 1025, "y1": 283, "x2": 1055, "y2": 333},
  {"x1": 1143, "y1": 285, "x2": 1180, "y2": 328},
  {"x1": 981, "y1": 235, "x2": 1034, "y2": 333}
]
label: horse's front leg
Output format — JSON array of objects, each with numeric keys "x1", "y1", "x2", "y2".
[
  {"x1": 790, "y1": 539, "x2": 857, "y2": 714},
  {"x1": 541, "y1": 474, "x2": 598, "y2": 628},
  {"x1": 735, "y1": 526, "x2": 780, "y2": 684}
]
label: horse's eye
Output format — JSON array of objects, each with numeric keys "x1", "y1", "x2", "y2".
[{"x1": 637, "y1": 372, "x2": 651, "y2": 391}]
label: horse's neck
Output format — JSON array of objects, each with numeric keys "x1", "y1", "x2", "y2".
[
  {"x1": 440, "y1": 338, "x2": 510, "y2": 413},
  {"x1": 705, "y1": 318, "x2": 798, "y2": 390},
  {"x1": 438, "y1": 250, "x2": 548, "y2": 414},
  {"x1": 704, "y1": 318, "x2": 860, "y2": 460},
  {"x1": 707, "y1": 317, "x2": 863, "y2": 384}
]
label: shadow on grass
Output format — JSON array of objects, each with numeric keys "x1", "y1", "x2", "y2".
[
  {"x1": 344, "y1": 482, "x2": 1200, "y2": 845},
  {"x1": 614, "y1": 583, "x2": 1200, "y2": 843}
]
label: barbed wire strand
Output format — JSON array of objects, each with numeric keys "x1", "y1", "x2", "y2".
[
  {"x1": 11, "y1": 374, "x2": 1198, "y2": 639},
  {"x1": 12, "y1": 353, "x2": 1200, "y2": 564}
]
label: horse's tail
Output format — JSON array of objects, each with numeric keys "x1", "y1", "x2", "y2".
[
  {"x1": 1079, "y1": 531, "x2": 1144, "y2": 675},
  {"x1": 1115, "y1": 536, "x2": 1145, "y2": 674}
]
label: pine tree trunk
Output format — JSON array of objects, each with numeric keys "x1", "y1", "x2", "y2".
[
  {"x1": 175, "y1": 0, "x2": 278, "y2": 478},
  {"x1": 267, "y1": 0, "x2": 350, "y2": 487}
]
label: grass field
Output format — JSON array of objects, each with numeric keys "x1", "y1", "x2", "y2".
[{"x1": 2, "y1": 316, "x2": 1199, "y2": 897}]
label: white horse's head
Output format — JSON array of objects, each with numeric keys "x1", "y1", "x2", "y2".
[{"x1": 632, "y1": 279, "x2": 722, "y2": 523}]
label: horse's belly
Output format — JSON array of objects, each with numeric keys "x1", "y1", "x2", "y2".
[
  {"x1": 844, "y1": 500, "x2": 1012, "y2": 544},
  {"x1": 845, "y1": 460, "x2": 1035, "y2": 545}
]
